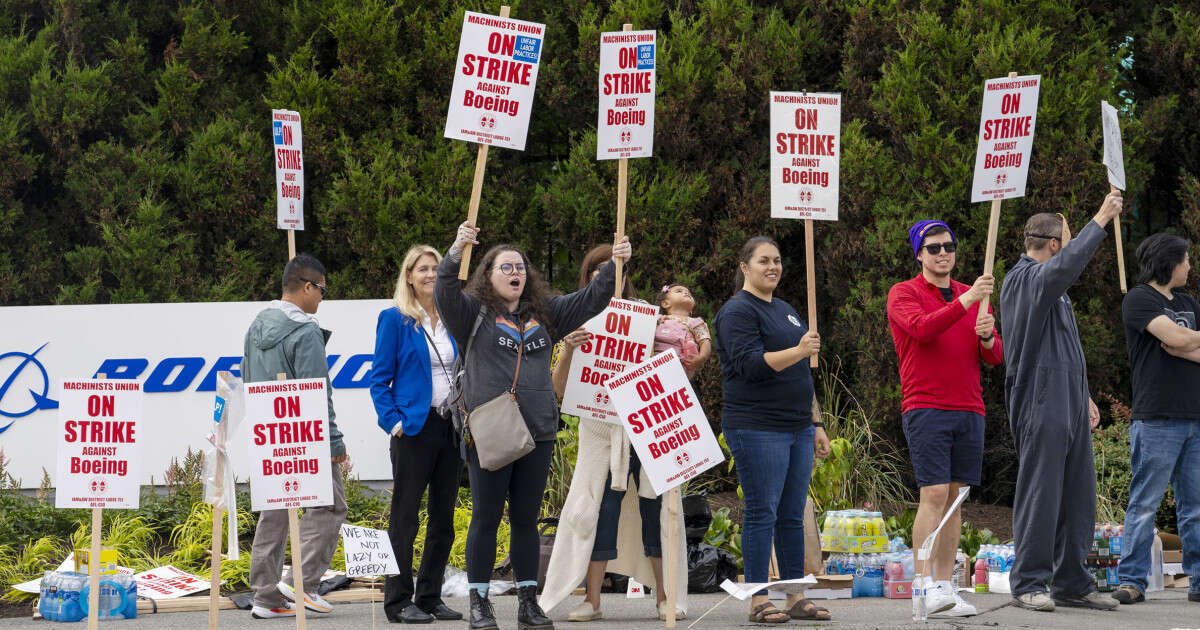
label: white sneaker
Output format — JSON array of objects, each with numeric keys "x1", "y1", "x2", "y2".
[
  {"x1": 931, "y1": 593, "x2": 977, "y2": 617},
  {"x1": 277, "y1": 581, "x2": 333, "y2": 613},
  {"x1": 924, "y1": 581, "x2": 956, "y2": 615},
  {"x1": 567, "y1": 601, "x2": 602, "y2": 621},
  {"x1": 657, "y1": 600, "x2": 686, "y2": 621},
  {"x1": 251, "y1": 601, "x2": 296, "y2": 618}
]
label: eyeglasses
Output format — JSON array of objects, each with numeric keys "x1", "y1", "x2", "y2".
[
  {"x1": 305, "y1": 279, "x2": 327, "y2": 297},
  {"x1": 921, "y1": 242, "x2": 957, "y2": 255},
  {"x1": 499, "y1": 263, "x2": 527, "y2": 275},
  {"x1": 1027, "y1": 233, "x2": 1062, "y2": 242}
]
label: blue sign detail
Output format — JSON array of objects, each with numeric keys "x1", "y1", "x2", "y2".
[
  {"x1": 637, "y1": 44, "x2": 655, "y2": 70},
  {"x1": 213, "y1": 396, "x2": 226, "y2": 423},
  {"x1": 513, "y1": 36, "x2": 541, "y2": 63},
  {"x1": 0, "y1": 343, "x2": 58, "y2": 433},
  {"x1": 273, "y1": 121, "x2": 284, "y2": 145}
]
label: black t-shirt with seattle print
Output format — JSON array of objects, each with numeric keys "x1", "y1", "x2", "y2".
[{"x1": 1122, "y1": 283, "x2": 1200, "y2": 420}]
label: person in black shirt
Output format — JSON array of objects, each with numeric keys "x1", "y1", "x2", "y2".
[
  {"x1": 1113, "y1": 233, "x2": 1200, "y2": 605},
  {"x1": 713, "y1": 236, "x2": 831, "y2": 623}
]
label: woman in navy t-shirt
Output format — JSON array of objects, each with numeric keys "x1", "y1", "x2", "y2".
[{"x1": 713, "y1": 236, "x2": 832, "y2": 623}]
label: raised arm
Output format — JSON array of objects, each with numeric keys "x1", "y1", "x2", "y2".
[
  {"x1": 1036, "y1": 192, "x2": 1123, "y2": 304},
  {"x1": 546, "y1": 236, "x2": 630, "y2": 338},
  {"x1": 434, "y1": 222, "x2": 483, "y2": 343}
]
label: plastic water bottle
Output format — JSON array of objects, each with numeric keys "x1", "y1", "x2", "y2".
[{"x1": 912, "y1": 571, "x2": 928, "y2": 621}]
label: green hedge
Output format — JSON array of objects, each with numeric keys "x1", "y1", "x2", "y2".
[{"x1": 2, "y1": 1, "x2": 1198, "y2": 507}]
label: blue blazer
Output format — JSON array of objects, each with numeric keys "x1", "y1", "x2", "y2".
[{"x1": 369, "y1": 307, "x2": 459, "y2": 436}]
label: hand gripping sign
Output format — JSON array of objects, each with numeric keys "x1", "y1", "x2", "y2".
[
  {"x1": 244, "y1": 378, "x2": 333, "y2": 512},
  {"x1": 272, "y1": 109, "x2": 304, "y2": 231},
  {"x1": 605, "y1": 349, "x2": 724, "y2": 496},
  {"x1": 597, "y1": 29, "x2": 656, "y2": 160},
  {"x1": 55, "y1": 379, "x2": 144, "y2": 509},
  {"x1": 561, "y1": 299, "x2": 658, "y2": 424}
]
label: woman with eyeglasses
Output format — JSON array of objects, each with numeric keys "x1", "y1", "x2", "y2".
[
  {"x1": 712, "y1": 235, "x2": 832, "y2": 624},
  {"x1": 435, "y1": 222, "x2": 632, "y2": 630},
  {"x1": 369, "y1": 245, "x2": 464, "y2": 624}
]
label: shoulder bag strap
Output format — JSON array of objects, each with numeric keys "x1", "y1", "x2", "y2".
[
  {"x1": 420, "y1": 324, "x2": 454, "y2": 390},
  {"x1": 509, "y1": 318, "x2": 525, "y2": 392}
]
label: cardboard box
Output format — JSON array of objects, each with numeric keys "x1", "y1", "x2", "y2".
[
  {"x1": 75, "y1": 547, "x2": 118, "y2": 576},
  {"x1": 1162, "y1": 549, "x2": 1182, "y2": 564}
]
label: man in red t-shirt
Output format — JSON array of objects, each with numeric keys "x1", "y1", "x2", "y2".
[{"x1": 887, "y1": 220, "x2": 1003, "y2": 617}]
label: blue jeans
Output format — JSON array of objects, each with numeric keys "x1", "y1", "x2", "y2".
[
  {"x1": 591, "y1": 454, "x2": 662, "y2": 560},
  {"x1": 1117, "y1": 419, "x2": 1200, "y2": 593},
  {"x1": 724, "y1": 426, "x2": 815, "y2": 595}
]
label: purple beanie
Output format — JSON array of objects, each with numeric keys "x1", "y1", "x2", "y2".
[{"x1": 908, "y1": 220, "x2": 956, "y2": 259}]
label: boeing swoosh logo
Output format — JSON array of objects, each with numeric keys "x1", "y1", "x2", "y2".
[{"x1": 0, "y1": 342, "x2": 59, "y2": 434}]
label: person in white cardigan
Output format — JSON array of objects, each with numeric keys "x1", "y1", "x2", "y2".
[{"x1": 539, "y1": 245, "x2": 689, "y2": 622}]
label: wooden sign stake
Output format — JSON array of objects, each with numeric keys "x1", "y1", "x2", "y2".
[
  {"x1": 977, "y1": 71, "x2": 1019, "y2": 327},
  {"x1": 805, "y1": 219, "x2": 818, "y2": 368},
  {"x1": 613, "y1": 22, "x2": 633, "y2": 298},
  {"x1": 277, "y1": 373, "x2": 307, "y2": 630},
  {"x1": 86, "y1": 372, "x2": 107, "y2": 630},
  {"x1": 458, "y1": 4, "x2": 512, "y2": 281},
  {"x1": 287, "y1": 231, "x2": 296, "y2": 261},
  {"x1": 208, "y1": 371, "x2": 233, "y2": 630},
  {"x1": 664, "y1": 487, "x2": 680, "y2": 628},
  {"x1": 1111, "y1": 185, "x2": 1126, "y2": 293}
]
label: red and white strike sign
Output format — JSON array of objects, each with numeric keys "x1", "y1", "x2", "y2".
[
  {"x1": 272, "y1": 109, "x2": 304, "y2": 230},
  {"x1": 55, "y1": 379, "x2": 144, "y2": 509},
  {"x1": 596, "y1": 30, "x2": 656, "y2": 160},
  {"x1": 444, "y1": 11, "x2": 546, "y2": 151},
  {"x1": 770, "y1": 91, "x2": 841, "y2": 220},
  {"x1": 970, "y1": 75, "x2": 1041, "y2": 202},
  {"x1": 561, "y1": 299, "x2": 658, "y2": 424},
  {"x1": 244, "y1": 378, "x2": 332, "y2": 511},
  {"x1": 605, "y1": 350, "x2": 724, "y2": 495}
]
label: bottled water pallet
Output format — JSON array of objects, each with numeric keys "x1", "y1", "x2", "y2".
[{"x1": 31, "y1": 585, "x2": 385, "y2": 618}]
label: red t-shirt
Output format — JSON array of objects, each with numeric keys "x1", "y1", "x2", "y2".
[{"x1": 886, "y1": 274, "x2": 1003, "y2": 415}]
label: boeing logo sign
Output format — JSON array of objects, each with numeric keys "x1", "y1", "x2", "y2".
[{"x1": 0, "y1": 299, "x2": 394, "y2": 487}]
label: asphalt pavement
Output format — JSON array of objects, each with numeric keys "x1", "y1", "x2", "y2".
[{"x1": 3, "y1": 589, "x2": 1196, "y2": 629}]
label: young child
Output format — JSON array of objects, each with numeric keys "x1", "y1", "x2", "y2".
[{"x1": 654, "y1": 284, "x2": 711, "y2": 377}]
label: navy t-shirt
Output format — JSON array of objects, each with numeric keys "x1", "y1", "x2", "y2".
[{"x1": 713, "y1": 290, "x2": 815, "y2": 431}]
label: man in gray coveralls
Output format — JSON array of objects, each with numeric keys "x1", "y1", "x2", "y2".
[{"x1": 999, "y1": 190, "x2": 1123, "y2": 612}]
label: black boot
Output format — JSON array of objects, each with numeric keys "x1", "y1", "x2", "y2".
[
  {"x1": 469, "y1": 590, "x2": 498, "y2": 630},
  {"x1": 517, "y1": 585, "x2": 553, "y2": 630}
]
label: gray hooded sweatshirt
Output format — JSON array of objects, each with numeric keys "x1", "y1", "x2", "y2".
[
  {"x1": 242, "y1": 302, "x2": 345, "y2": 457},
  {"x1": 435, "y1": 254, "x2": 615, "y2": 442}
]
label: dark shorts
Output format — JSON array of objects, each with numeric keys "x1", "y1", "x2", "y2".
[{"x1": 902, "y1": 408, "x2": 984, "y2": 487}]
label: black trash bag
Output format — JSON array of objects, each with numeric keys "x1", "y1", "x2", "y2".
[
  {"x1": 227, "y1": 592, "x2": 254, "y2": 610},
  {"x1": 682, "y1": 493, "x2": 712, "y2": 544},
  {"x1": 318, "y1": 574, "x2": 353, "y2": 595},
  {"x1": 687, "y1": 542, "x2": 738, "y2": 593}
]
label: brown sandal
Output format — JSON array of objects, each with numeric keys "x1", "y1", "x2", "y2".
[
  {"x1": 748, "y1": 602, "x2": 790, "y2": 624},
  {"x1": 788, "y1": 599, "x2": 832, "y2": 620}
]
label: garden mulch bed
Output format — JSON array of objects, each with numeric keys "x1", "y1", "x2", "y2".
[{"x1": 1, "y1": 598, "x2": 32, "y2": 619}]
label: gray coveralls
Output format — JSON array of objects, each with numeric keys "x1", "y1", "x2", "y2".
[{"x1": 999, "y1": 220, "x2": 1107, "y2": 598}]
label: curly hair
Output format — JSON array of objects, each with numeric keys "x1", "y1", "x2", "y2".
[{"x1": 465, "y1": 244, "x2": 556, "y2": 336}]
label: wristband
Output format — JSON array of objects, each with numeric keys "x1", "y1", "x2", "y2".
[
  {"x1": 812, "y1": 422, "x2": 825, "y2": 429},
  {"x1": 980, "y1": 333, "x2": 995, "y2": 342}
]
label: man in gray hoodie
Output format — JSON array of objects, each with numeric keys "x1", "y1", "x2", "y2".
[
  {"x1": 999, "y1": 191, "x2": 1122, "y2": 612},
  {"x1": 244, "y1": 253, "x2": 348, "y2": 619}
]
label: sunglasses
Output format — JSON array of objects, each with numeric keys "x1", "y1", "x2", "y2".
[
  {"x1": 921, "y1": 242, "x2": 957, "y2": 255},
  {"x1": 499, "y1": 263, "x2": 527, "y2": 275},
  {"x1": 305, "y1": 279, "x2": 327, "y2": 297},
  {"x1": 1027, "y1": 233, "x2": 1062, "y2": 242}
]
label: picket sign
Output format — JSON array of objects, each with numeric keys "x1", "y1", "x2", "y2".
[
  {"x1": 1101, "y1": 100, "x2": 1128, "y2": 293},
  {"x1": 340, "y1": 524, "x2": 401, "y2": 630},
  {"x1": 560, "y1": 299, "x2": 658, "y2": 424},
  {"x1": 597, "y1": 23, "x2": 656, "y2": 293},
  {"x1": 605, "y1": 350, "x2": 725, "y2": 628},
  {"x1": 973, "y1": 72, "x2": 1041, "y2": 325},
  {"x1": 769, "y1": 91, "x2": 842, "y2": 368},
  {"x1": 272, "y1": 110, "x2": 304, "y2": 260},
  {"x1": 444, "y1": 6, "x2": 548, "y2": 279}
]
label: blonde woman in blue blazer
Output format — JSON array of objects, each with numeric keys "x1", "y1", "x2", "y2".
[{"x1": 370, "y1": 245, "x2": 462, "y2": 624}]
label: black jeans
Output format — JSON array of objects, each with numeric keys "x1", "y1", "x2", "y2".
[
  {"x1": 591, "y1": 454, "x2": 662, "y2": 560},
  {"x1": 385, "y1": 409, "x2": 460, "y2": 616},
  {"x1": 465, "y1": 440, "x2": 556, "y2": 584}
]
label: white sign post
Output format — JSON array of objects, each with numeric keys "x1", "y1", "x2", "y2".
[
  {"x1": 770, "y1": 91, "x2": 841, "y2": 367},
  {"x1": 340, "y1": 524, "x2": 400, "y2": 630},
  {"x1": 245, "y1": 376, "x2": 333, "y2": 630},
  {"x1": 606, "y1": 350, "x2": 724, "y2": 628},
  {"x1": 561, "y1": 299, "x2": 658, "y2": 424},
  {"x1": 971, "y1": 73, "x2": 1042, "y2": 324},
  {"x1": 598, "y1": 25, "x2": 656, "y2": 293},
  {"x1": 1101, "y1": 100, "x2": 1127, "y2": 293},
  {"x1": 445, "y1": 7, "x2": 546, "y2": 279},
  {"x1": 272, "y1": 109, "x2": 304, "y2": 259},
  {"x1": 55, "y1": 377, "x2": 143, "y2": 630}
]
